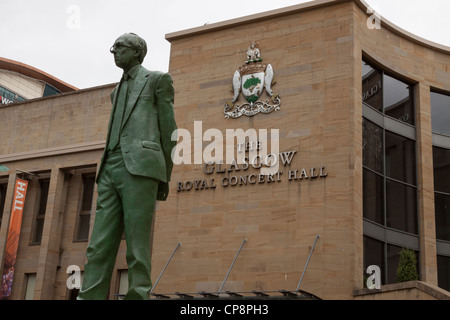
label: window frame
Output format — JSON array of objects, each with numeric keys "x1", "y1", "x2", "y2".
[
  {"x1": 430, "y1": 89, "x2": 450, "y2": 268},
  {"x1": 30, "y1": 178, "x2": 50, "y2": 245},
  {"x1": 430, "y1": 90, "x2": 450, "y2": 137},
  {"x1": 74, "y1": 172, "x2": 96, "y2": 242},
  {"x1": 362, "y1": 110, "x2": 419, "y2": 235},
  {"x1": 362, "y1": 59, "x2": 416, "y2": 126},
  {"x1": 362, "y1": 55, "x2": 420, "y2": 284}
]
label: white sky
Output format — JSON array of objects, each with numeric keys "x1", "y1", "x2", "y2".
[{"x1": 1, "y1": 0, "x2": 449, "y2": 89}]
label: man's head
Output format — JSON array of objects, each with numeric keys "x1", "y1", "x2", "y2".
[{"x1": 110, "y1": 33, "x2": 147, "y2": 71}]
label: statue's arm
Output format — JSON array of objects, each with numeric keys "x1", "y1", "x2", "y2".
[{"x1": 155, "y1": 72, "x2": 177, "y2": 187}]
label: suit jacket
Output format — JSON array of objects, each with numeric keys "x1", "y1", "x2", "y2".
[{"x1": 97, "y1": 65, "x2": 177, "y2": 200}]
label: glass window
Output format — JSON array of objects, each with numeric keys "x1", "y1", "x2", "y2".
[
  {"x1": 431, "y1": 96, "x2": 450, "y2": 289},
  {"x1": 76, "y1": 214, "x2": 91, "y2": 241},
  {"x1": 362, "y1": 61, "x2": 383, "y2": 112},
  {"x1": 437, "y1": 255, "x2": 450, "y2": 292},
  {"x1": 24, "y1": 273, "x2": 36, "y2": 300},
  {"x1": 363, "y1": 236, "x2": 385, "y2": 285},
  {"x1": 386, "y1": 244, "x2": 402, "y2": 284},
  {"x1": 43, "y1": 84, "x2": 61, "y2": 97},
  {"x1": 32, "y1": 179, "x2": 49, "y2": 244},
  {"x1": 386, "y1": 179, "x2": 417, "y2": 234},
  {"x1": 37, "y1": 180, "x2": 49, "y2": 216},
  {"x1": 362, "y1": 123, "x2": 418, "y2": 235},
  {"x1": 433, "y1": 146, "x2": 450, "y2": 194},
  {"x1": 363, "y1": 237, "x2": 420, "y2": 286},
  {"x1": 75, "y1": 174, "x2": 95, "y2": 241},
  {"x1": 362, "y1": 60, "x2": 415, "y2": 125},
  {"x1": 435, "y1": 193, "x2": 450, "y2": 241},
  {"x1": 431, "y1": 91, "x2": 450, "y2": 136},
  {"x1": 363, "y1": 169, "x2": 384, "y2": 225},
  {"x1": 81, "y1": 175, "x2": 95, "y2": 212},
  {"x1": 383, "y1": 74, "x2": 414, "y2": 124},
  {"x1": 387, "y1": 245, "x2": 419, "y2": 284},
  {"x1": 385, "y1": 131, "x2": 416, "y2": 185},
  {"x1": 433, "y1": 146, "x2": 450, "y2": 241},
  {"x1": 362, "y1": 57, "x2": 420, "y2": 286},
  {"x1": 363, "y1": 118, "x2": 383, "y2": 174},
  {"x1": 0, "y1": 86, "x2": 26, "y2": 105}
]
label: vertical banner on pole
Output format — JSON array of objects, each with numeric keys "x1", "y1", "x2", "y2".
[{"x1": 1, "y1": 178, "x2": 28, "y2": 299}]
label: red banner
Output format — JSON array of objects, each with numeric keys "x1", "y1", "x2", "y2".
[{"x1": 1, "y1": 178, "x2": 28, "y2": 299}]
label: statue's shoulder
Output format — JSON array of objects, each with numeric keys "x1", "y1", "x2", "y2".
[
  {"x1": 142, "y1": 68, "x2": 173, "y2": 88},
  {"x1": 138, "y1": 65, "x2": 162, "y2": 76},
  {"x1": 139, "y1": 66, "x2": 165, "y2": 81}
]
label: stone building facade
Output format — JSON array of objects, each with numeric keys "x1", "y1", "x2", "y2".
[{"x1": 0, "y1": 0, "x2": 449, "y2": 300}]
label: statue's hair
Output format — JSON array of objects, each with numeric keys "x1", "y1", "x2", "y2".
[{"x1": 125, "y1": 32, "x2": 147, "y2": 64}]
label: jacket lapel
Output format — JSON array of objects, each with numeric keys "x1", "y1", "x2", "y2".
[{"x1": 121, "y1": 66, "x2": 149, "y2": 130}]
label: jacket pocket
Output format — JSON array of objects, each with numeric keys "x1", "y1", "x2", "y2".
[{"x1": 142, "y1": 140, "x2": 160, "y2": 151}]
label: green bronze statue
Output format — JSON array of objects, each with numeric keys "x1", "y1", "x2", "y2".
[{"x1": 77, "y1": 33, "x2": 177, "y2": 300}]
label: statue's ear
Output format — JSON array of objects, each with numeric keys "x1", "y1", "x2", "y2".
[{"x1": 134, "y1": 48, "x2": 142, "y2": 59}]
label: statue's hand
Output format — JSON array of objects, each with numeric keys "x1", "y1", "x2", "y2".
[{"x1": 157, "y1": 182, "x2": 169, "y2": 201}]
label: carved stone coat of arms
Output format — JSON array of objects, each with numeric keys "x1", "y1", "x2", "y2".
[{"x1": 224, "y1": 41, "x2": 281, "y2": 119}]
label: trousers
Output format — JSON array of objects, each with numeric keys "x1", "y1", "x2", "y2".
[{"x1": 77, "y1": 149, "x2": 159, "y2": 300}]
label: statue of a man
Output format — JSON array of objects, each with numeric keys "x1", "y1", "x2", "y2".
[{"x1": 77, "y1": 33, "x2": 177, "y2": 300}]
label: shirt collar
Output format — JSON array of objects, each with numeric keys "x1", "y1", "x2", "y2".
[{"x1": 123, "y1": 64, "x2": 140, "y2": 81}]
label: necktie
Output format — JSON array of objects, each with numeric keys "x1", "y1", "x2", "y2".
[{"x1": 108, "y1": 75, "x2": 128, "y2": 151}]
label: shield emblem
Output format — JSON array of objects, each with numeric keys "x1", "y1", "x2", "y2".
[
  {"x1": 224, "y1": 41, "x2": 281, "y2": 119},
  {"x1": 241, "y1": 72, "x2": 265, "y2": 103}
]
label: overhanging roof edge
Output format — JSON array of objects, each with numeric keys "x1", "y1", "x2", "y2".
[{"x1": 165, "y1": 0, "x2": 450, "y2": 55}]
